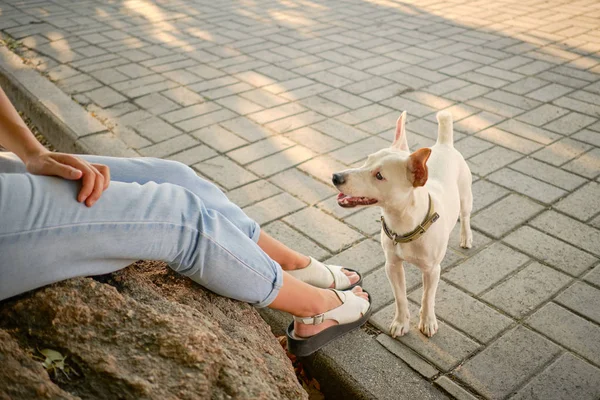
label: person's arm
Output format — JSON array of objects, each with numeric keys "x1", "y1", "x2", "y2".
[{"x1": 0, "y1": 86, "x2": 110, "y2": 207}]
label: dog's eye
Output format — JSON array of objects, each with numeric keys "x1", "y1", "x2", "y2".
[{"x1": 375, "y1": 172, "x2": 384, "y2": 181}]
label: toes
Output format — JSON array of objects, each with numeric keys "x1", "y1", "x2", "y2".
[{"x1": 342, "y1": 269, "x2": 360, "y2": 284}]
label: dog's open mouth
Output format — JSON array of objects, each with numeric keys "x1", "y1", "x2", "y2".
[{"x1": 337, "y1": 193, "x2": 378, "y2": 208}]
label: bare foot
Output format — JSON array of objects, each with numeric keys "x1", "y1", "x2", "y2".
[
  {"x1": 329, "y1": 269, "x2": 359, "y2": 288},
  {"x1": 294, "y1": 287, "x2": 369, "y2": 338}
]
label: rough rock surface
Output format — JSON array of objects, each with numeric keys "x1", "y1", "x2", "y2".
[{"x1": 0, "y1": 261, "x2": 306, "y2": 400}]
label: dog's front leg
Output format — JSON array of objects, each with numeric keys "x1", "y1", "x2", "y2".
[
  {"x1": 419, "y1": 264, "x2": 440, "y2": 337},
  {"x1": 385, "y1": 259, "x2": 411, "y2": 337}
]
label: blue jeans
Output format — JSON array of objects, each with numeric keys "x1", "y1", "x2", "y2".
[{"x1": 0, "y1": 152, "x2": 282, "y2": 306}]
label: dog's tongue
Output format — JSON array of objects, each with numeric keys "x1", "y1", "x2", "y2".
[{"x1": 337, "y1": 193, "x2": 378, "y2": 208}]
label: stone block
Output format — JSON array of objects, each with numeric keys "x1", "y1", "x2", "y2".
[
  {"x1": 283, "y1": 207, "x2": 364, "y2": 253},
  {"x1": 372, "y1": 302, "x2": 480, "y2": 372},
  {"x1": 487, "y1": 168, "x2": 567, "y2": 204},
  {"x1": 227, "y1": 136, "x2": 296, "y2": 165},
  {"x1": 554, "y1": 181, "x2": 600, "y2": 221},
  {"x1": 453, "y1": 326, "x2": 560, "y2": 399},
  {"x1": 472, "y1": 194, "x2": 544, "y2": 239},
  {"x1": 192, "y1": 125, "x2": 248, "y2": 152},
  {"x1": 269, "y1": 168, "x2": 336, "y2": 204},
  {"x1": 516, "y1": 104, "x2": 570, "y2": 127},
  {"x1": 247, "y1": 145, "x2": 315, "y2": 177},
  {"x1": 512, "y1": 353, "x2": 600, "y2": 400},
  {"x1": 555, "y1": 282, "x2": 600, "y2": 324},
  {"x1": 409, "y1": 281, "x2": 512, "y2": 343},
  {"x1": 527, "y1": 302, "x2": 600, "y2": 365},
  {"x1": 467, "y1": 146, "x2": 522, "y2": 176},
  {"x1": 482, "y1": 262, "x2": 571, "y2": 318},
  {"x1": 193, "y1": 156, "x2": 258, "y2": 190},
  {"x1": 510, "y1": 158, "x2": 586, "y2": 190},
  {"x1": 444, "y1": 242, "x2": 529, "y2": 295},
  {"x1": 323, "y1": 239, "x2": 385, "y2": 275},
  {"x1": 530, "y1": 211, "x2": 600, "y2": 256},
  {"x1": 243, "y1": 193, "x2": 305, "y2": 225}
]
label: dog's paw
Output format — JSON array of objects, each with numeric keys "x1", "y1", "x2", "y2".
[
  {"x1": 390, "y1": 316, "x2": 411, "y2": 338},
  {"x1": 419, "y1": 314, "x2": 438, "y2": 337},
  {"x1": 460, "y1": 233, "x2": 473, "y2": 249}
]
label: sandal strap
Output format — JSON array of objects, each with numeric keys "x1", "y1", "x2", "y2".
[
  {"x1": 293, "y1": 290, "x2": 369, "y2": 325},
  {"x1": 323, "y1": 262, "x2": 352, "y2": 289}
]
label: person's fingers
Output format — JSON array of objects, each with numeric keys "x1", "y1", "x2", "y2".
[
  {"x1": 52, "y1": 154, "x2": 97, "y2": 203},
  {"x1": 85, "y1": 165, "x2": 105, "y2": 207},
  {"x1": 46, "y1": 158, "x2": 82, "y2": 180},
  {"x1": 92, "y1": 163, "x2": 110, "y2": 190}
]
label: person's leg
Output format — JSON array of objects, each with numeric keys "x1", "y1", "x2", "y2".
[
  {"x1": 0, "y1": 152, "x2": 358, "y2": 283},
  {"x1": 0, "y1": 171, "x2": 369, "y2": 336}
]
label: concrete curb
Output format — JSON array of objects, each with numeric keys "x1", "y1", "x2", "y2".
[{"x1": 0, "y1": 46, "x2": 137, "y2": 157}]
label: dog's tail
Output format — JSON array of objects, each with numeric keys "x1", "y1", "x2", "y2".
[{"x1": 436, "y1": 110, "x2": 454, "y2": 147}]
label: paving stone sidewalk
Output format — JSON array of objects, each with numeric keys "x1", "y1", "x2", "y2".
[{"x1": 2, "y1": 0, "x2": 600, "y2": 398}]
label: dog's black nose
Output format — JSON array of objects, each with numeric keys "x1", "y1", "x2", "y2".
[{"x1": 332, "y1": 173, "x2": 345, "y2": 185}]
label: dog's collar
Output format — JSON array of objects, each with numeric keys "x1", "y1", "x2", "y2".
[{"x1": 381, "y1": 194, "x2": 440, "y2": 244}]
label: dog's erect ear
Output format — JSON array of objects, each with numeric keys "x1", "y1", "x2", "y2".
[
  {"x1": 392, "y1": 111, "x2": 409, "y2": 151},
  {"x1": 408, "y1": 147, "x2": 431, "y2": 187}
]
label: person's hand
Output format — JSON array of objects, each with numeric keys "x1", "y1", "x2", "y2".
[{"x1": 25, "y1": 150, "x2": 110, "y2": 207}]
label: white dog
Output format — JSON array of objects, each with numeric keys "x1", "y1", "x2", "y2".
[{"x1": 332, "y1": 110, "x2": 473, "y2": 337}]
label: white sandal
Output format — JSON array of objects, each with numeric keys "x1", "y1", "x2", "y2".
[
  {"x1": 286, "y1": 257, "x2": 362, "y2": 290},
  {"x1": 286, "y1": 289, "x2": 372, "y2": 357}
]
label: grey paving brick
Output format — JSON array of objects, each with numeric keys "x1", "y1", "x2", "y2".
[
  {"x1": 563, "y1": 148, "x2": 600, "y2": 178},
  {"x1": 298, "y1": 95, "x2": 348, "y2": 117},
  {"x1": 512, "y1": 352, "x2": 600, "y2": 400},
  {"x1": 239, "y1": 89, "x2": 288, "y2": 108},
  {"x1": 584, "y1": 264, "x2": 600, "y2": 287},
  {"x1": 298, "y1": 155, "x2": 348, "y2": 184},
  {"x1": 454, "y1": 326, "x2": 560, "y2": 399},
  {"x1": 133, "y1": 116, "x2": 182, "y2": 142},
  {"x1": 544, "y1": 112, "x2": 597, "y2": 135},
  {"x1": 220, "y1": 117, "x2": 275, "y2": 142},
  {"x1": 225, "y1": 180, "x2": 281, "y2": 209},
  {"x1": 448, "y1": 224, "x2": 493, "y2": 256},
  {"x1": 471, "y1": 180, "x2": 510, "y2": 213},
  {"x1": 445, "y1": 84, "x2": 492, "y2": 102},
  {"x1": 269, "y1": 168, "x2": 336, "y2": 204},
  {"x1": 527, "y1": 83, "x2": 574, "y2": 102},
  {"x1": 497, "y1": 119, "x2": 561, "y2": 145},
  {"x1": 372, "y1": 302, "x2": 480, "y2": 372},
  {"x1": 531, "y1": 211, "x2": 600, "y2": 256},
  {"x1": 134, "y1": 93, "x2": 179, "y2": 115},
  {"x1": 454, "y1": 136, "x2": 494, "y2": 159},
  {"x1": 472, "y1": 194, "x2": 544, "y2": 238},
  {"x1": 466, "y1": 97, "x2": 524, "y2": 118},
  {"x1": 323, "y1": 239, "x2": 384, "y2": 275},
  {"x1": 138, "y1": 134, "x2": 198, "y2": 158},
  {"x1": 444, "y1": 242, "x2": 530, "y2": 295},
  {"x1": 503, "y1": 77, "x2": 550, "y2": 95},
  {"x1": 527, "y1": 302, "x2": 600, "y2": 366},
  {"x1": 283, "y1": 207, "x2": 364, "y2": 253},
  {"x1": 467, "y1": 146, "x2": 522, "y2": 176},
  {"x1": 503, "y1": 226, "x2": 597, "y2": 276},
  {"x1": 571, "y1": 129, "x2": 600, "y2": 147},
  {"x1": 329, "y1": 136, "x2": 389, "y2": 165},
  {"x1": 476, "y1": 127, "x2": 543, "y2": 154},
  {"x1": 362, "y1": 267, "x2": 397, "y2": 312},
  {"x1": 454, "y1": 111, "x2": 504, "y2": 135},
  {"x1": 488, "y1": 168, "x2": 567, "y2": 204},
  {"x1": 482, "y1": 262, "x2": 571, "y2": 318},
  {"x1": 247, "y1": 145, "x2": 316, "y2": 177},
  {"x1": 376, "y1": 334, "x2": 439, "y2": 379},
  {"x1": 177, "y1": 109, "x2": 237, "y2": 132},
  {"x1": 166, "y1": 145, "x2": 217, "y2": 166},
  {"x1": 227, "y1": 136, "x2": 295, "y2": 165},
  {"x1": 409, "y1": 281, "x2": 513, "y2": 343},
  {"x1": 284, "y1": 126, "x2": 343, "y2": 153},
  {"x1": 162, "y1": 87, "x2": 205, "y2": 107},
  {"x1": 556, "y1": 282, "x2": 600, "y2": 324},
  {"x1": 516, "y1": 104, "x2": 570, "y2": 127},
  {"x1": 162, "y1": 103, "x2": 221, "y2": 124},
  {"x1": 262, "y1": 220, "x2": 329, "y2": 260},
  {"x1": 85, "y1": 86, "x2": 127, "y2": 108},
  {"x1": 191, "y1": 125, "x2": 248, "y2": 152},
  {"x1": 484, "y1": 90, "x2": 542, "y2": 110},
  {"x1": 554, "y1": 182, "x2": 600, "y2": 221},
  {"x1": 434, "y1": 376, "x2": 478, "y2": 400},
  {"x1": 243, "y1": 192, "x2": 305, "y2": 225},
  {"x1": 510, "y1": 158, "x2": 587, "y2": 191},
  {"x1": 312, "y1": 118, "x2": 369, "y2": 144},
  {"x1": 194, "y1": 156, "x2": 258, "y2": 189},
  {"x1": 343, "y1": 207, "x2": 381, "y2": 236}
]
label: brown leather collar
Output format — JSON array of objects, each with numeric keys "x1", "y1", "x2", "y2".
[{"x1": 381, "y1": 194, "x2": 439, "y2": 244}]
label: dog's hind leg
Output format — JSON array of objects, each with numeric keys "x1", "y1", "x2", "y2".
[
  {"x1": 458, "y1": 163, "x2": 473, "y2": 249},
  {"x1": 385, "y1": 258, "x2": 411, "y2": 338}
]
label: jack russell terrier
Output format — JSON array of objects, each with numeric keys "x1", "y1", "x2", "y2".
[{"x1": 332, "y1": 110, "x2": 473, "y2": 337}]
